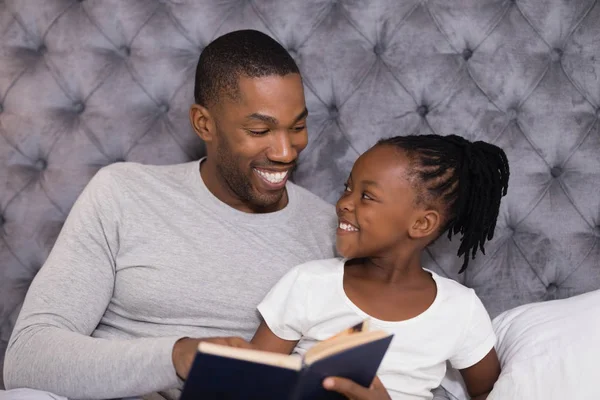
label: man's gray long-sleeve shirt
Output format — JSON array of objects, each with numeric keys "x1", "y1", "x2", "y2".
[{"x1": 4, "y1": 160, "x2": 337, "y2": 399}]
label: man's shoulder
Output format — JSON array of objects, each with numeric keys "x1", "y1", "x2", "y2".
[
  {"x1": 90, "y1": 161, "x2": 194, "y2": 192},
  {"x1": 96, "y1": 161, "x2": 193, "y2": 182},
  {"x1": 287, "y1": 181, "x2": 336, "y2": 216}
]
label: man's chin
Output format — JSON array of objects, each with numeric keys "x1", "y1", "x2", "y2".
[{"x1": 249, "y1": 188, "x2": 287, "y2": 210}]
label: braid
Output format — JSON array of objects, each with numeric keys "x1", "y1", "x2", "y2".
[{"x1": 377, "y1": 134, "x2": 509, "y2": 273}]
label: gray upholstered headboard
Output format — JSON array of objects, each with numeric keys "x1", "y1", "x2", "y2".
[{"x1": 1, "y1": 0, "x2": 599, "y2": 389}]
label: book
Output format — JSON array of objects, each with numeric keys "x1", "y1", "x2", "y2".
[{"x1": 179, "y1": 320, "x2": 393, "y2": 400}]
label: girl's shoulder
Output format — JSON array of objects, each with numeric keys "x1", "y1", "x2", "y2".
[
  {"x1": 427, "y1": 269, "x2": 479, "y2": 305},
  {"x1": 293, "y1": 257, "x2": 345, "y2": 277}
]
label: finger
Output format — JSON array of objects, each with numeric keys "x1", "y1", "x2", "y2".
[
  {"x1": 229, "y1": 337, "x2": 254, "y2": 349},
  {"x1": 371, "y1": 376, "x2": 384, "y2": 389},
  {"x1": 323, "y1": 377, "x2": 370, "y2": 399}
]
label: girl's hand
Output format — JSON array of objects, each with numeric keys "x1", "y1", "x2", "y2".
[{"x1": 323, "y1": 376, "x2": 391, "y2": 399}]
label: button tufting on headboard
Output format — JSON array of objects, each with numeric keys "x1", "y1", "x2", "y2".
[
  {"x1": 72, "y1": 101, "x2": 85, "y2": 114},
  {"x1": 417, "y1": 105, "x2": 429, "y2": 117},
  {"x1": 288, "y1": 48, "x2": 299, "y2": 60},
  {"x1": 462, "y1": 48, "x2": 473, "y2": 61},
  {"x1": 118, "y1": 46, "x2": 131, "y2": 58},
  {"x1": 550, "y1": 166, "x2": 563, "y2": 178},
  {"x1": 506, "y1": 108, "x2": 518, "y2": 120},
  {"x1": 373, "y1": 43, "x2": 385, "y2": 56},
  {"x1": 34, "y1": 159, "x2": 47, "y2": 171},
  {"x1": 551, "y1": 48, "x2": 563, "y2": 62},
  {"x1": 328, "y1": 104, "x2": 339, "y2": 119},
  {"x1": 158, "y1": 103, "x2": 169, "y2": 114}
]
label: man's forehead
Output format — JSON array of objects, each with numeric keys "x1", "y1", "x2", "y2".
[{"x1": 225, "y1": 74, "x2": 306, "y2": 120}]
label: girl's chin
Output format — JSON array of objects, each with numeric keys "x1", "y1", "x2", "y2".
[{"x1": 335, "y1": 246, "x2": 355, "y2": 259}]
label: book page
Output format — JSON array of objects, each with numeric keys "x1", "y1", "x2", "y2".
[
  {"x1": 304, "y1": 330, "x2": 390, "y2": 365},
  {"x1": 325, "y1": 320, "x2": 370, "y2": 341},
  {"x1": 198, "y1": 342, "x2": 303, "y2": 370},
  {"x1": 303, "y1": 319, "x2": 369, "y2": 361}
]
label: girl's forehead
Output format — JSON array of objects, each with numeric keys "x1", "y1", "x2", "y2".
[{"x1": 352, "y1": 146, "x2": 413, "y2": 186}]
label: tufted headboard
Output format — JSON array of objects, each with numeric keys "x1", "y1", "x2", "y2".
[{"x1": 1, "y1": 0, "x2": 600, "y2": 389}]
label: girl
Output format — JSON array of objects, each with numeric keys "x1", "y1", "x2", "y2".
[{"x1": 251, "y1": 134, "x2": 509, "y2": 399}]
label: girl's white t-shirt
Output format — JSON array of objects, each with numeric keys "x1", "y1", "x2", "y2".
[{"x1": 257, "y1": 257, "x2": 496, "y2": 400}]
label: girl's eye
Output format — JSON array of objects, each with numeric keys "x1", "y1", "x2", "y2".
[
  {"x1": 343, "y1": 183, "x2": 351, "y2": 192},
  {"x1": 361, "y1": 192, "x2": 371, "y2": 200}
]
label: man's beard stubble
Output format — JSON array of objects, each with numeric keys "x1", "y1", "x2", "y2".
[{"x1": 215, "y1": 137, "x2": 288, "y2": 210}]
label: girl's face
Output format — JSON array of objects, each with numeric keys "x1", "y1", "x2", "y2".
[{"x1": 335, "y1": 145, "x2": 425, "y2": 260}]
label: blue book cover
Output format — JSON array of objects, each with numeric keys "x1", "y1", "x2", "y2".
[{"x1": 179, "y1": 323, "x2": 393, "y2": 400}]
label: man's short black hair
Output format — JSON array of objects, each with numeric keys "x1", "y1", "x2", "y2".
[{"x1": 194, "y1": 29, "x2": 300, "y2": 107}]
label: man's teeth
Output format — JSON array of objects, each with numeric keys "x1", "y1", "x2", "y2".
[
  {"x1": 339, "y1": 222, "x2": 358, "y2": 232},
  {"x1": 256, "y1": 169, "x2": 288, "y2": 184}
]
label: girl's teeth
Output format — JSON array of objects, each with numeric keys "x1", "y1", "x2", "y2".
[{"x1": 339, "y1": 222, "x2": 358, "y2": 232}]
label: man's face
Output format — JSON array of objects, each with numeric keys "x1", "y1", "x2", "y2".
[{"x1": 209, "y1": 74, "x2": 308, "y2": 211}]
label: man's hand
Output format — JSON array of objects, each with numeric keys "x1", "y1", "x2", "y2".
[
  {"x1": 172, "y1": 336, "x2": 253, "y2": 379},
  {"x1": 323, "y1": 376, "x2": 391, "y2": 400}
]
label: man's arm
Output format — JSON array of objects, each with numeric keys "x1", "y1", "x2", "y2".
[{"x1": 3, "y1": 168, "x2": 182, "y2": 399}]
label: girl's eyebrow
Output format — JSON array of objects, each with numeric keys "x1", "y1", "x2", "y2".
[
  {"x1": 348, "y1": 173, "x2": 379, "y2": 188},
  {"x1": 362, "y1": 180, "x2": 380, "y2": 188}
]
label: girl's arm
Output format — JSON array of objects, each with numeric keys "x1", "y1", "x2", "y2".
[
  {"x1": 251, "y1": 321, "x2": 299, "y2": 355},
  {"x1": 459, "y1": 348, "x2": 501, "y2": 400}
]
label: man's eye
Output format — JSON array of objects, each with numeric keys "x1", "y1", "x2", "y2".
[
  {"x1": 248, "y1": 130, "x2": 269, "y2": 136},
  {"x1": 293, "y1": 126, "x2": 306, "y2": 132}
]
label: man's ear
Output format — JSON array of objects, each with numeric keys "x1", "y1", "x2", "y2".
[
  {"x1": 409, "y1": 209, "x2": 440, "y2": 240},
  {"x1": 189, "y1": 104, "x2": 215, "y2": 143}
]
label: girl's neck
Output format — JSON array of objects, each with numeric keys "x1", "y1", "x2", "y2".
[{"x1": 348, "y1": 252, "x2": 428, "y2": 285}]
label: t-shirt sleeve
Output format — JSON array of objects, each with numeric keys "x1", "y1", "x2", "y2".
[
  {"x1": 449, "y1": 290, "x2": 497, "y2": 370},
  {"x1": 256, "y1": 265, "x2": 308, "y2": 341}
]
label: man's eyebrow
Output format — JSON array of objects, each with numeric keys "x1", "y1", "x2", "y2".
[
  {"x1": 245, "y1": 113, "x2": 278, "y2": 125},
  {"x1": 244, "y1": 107, "x2": 308, "y2": 126},
  {"x1": 292, "y1": 108, "x2": 309, "y2": 124}
]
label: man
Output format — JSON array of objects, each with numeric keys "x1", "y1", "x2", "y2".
[{"x1": 3, "y1": 30, "x2": 337, "y2": 400}]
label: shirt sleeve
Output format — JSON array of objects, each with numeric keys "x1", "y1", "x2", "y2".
[
  {"x1": 3, "y1": 167, "x2": 182, "y2": 398},
  {"x1": 449, "y1": 290, "x2": 497, "y2": 370},
  {"x1": 256, "y1": 265, "x2": 308, "y2": 341}
]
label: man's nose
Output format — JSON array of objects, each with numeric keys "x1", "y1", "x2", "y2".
[{"x1": 267, "y1": 131, "x2": 297, "y2": 164}]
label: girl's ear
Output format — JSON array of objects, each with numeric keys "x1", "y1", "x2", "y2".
[{"x1": 409, "y1": 209, "x2": 440, "y2": 239}]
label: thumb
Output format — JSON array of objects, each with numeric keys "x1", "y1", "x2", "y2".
[
  {"x1": 228, "y1": 337, "x2": 254, "y2": 349},
  {"x1": 371, "y1": 376, "x2": 385, "y2": 389},
  {"x1": 323, "y1": 377, "x2": 370, "y2": 399}
]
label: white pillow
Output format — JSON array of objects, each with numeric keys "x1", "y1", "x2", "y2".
[{"x1": 440, "y1": 289, "x2": 600, "y2": 400}]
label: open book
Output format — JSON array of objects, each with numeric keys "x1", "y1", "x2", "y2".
[{"x1": 180, "y1": 320, "x2": 393, "y2": 400}]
